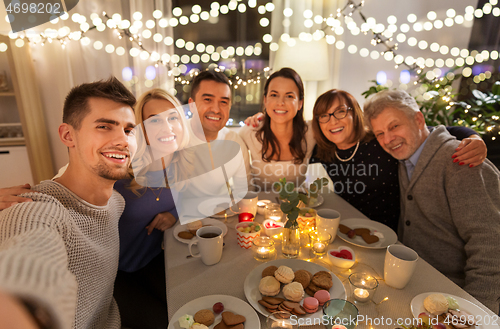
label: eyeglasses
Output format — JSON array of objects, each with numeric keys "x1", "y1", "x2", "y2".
[{"x1": 317, "y1": 105, "x2": 352, "y2": 123}]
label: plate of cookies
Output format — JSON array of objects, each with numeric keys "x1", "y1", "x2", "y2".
[
  {"x1": 167, "y1": 294, "x2": 260, "y2": 329},
  {"x1": 243, "y1": 259, "x2": 346, "y2": 320},
  {"x1": 337, "y1": 218, "x2": 397, "y2": 249},
  {"x1": 173, "y1": 218, "x2": 228, "y2": 244}
]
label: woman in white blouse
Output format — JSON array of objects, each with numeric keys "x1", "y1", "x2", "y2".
[{"x1": 238, "y1": 68, "x2": 315, "y2": 191}]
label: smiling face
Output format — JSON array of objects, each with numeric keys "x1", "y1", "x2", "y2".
[
  {"x1": 189, "y1": 79, "x2": 231, "y2": 139},
  {"x1": 319, "y1": 98, "x2": 356, "y2": 150},
  {"x1": 142, "y1": 98, "x2": 183, "y2": 158},
  {"x1": 370, "y1": 107, "x2": 426, "y2": 160},
  {"x1": 264, "y1": 77, "x2": 303, "y2": 125},
  {"x1": 71, "y1": 97, "x2": 137, "y2": 181}
]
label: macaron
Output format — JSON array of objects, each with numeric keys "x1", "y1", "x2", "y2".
[
  {"x1": 314, "y1": 290, "x2": 331, "y2": 306},
  {"x1": 302, "y1": 297, "x2": 319, "y2": 313}
]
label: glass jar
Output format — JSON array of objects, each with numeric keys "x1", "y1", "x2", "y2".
[
  {"x1": 252, "y1": 236, "x2": 276, "y2": 261},
  {"x1": 282, "y1": 219, "x2": 300, "y2": 259},
  {"x1": 264, "y1": 203, "x2": 284, "y2": 222}
]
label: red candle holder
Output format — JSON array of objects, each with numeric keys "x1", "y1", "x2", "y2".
[{"x1": 238, "y1": 212, "x2": 254, "y2": 222}]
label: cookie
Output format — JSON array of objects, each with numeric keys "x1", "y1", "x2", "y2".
[
  {"x1": 221, "y1": 311, "x2": 246, "y2": 326},
  {"x1": 305, "y1": 287, "x2": 316, "y2": 296},
  {"x1": 293, "y1": 270, "x2": 311, "y2": 289},
  {"x1": 305, "y1": 282, "x2": 323, "y2": 295},
  {"x1": 214, "y1": 321, "x2": 244, "y2": 329},
  {"x1": 274, "y1": 312, "x2": 291, "y2": 319},
  {"x1": 194, "y1": 309, "x2": 215, "y2": 326},
  {"x1": 339, "y1": 224, "x2": 351, "y2": 234},
  {"x1": 262, "y1": 265, "x2": 278, "y2": 278},
  {"x1": 361, "y1": 233, "x2": 379, "y2": 244},
  {"x1": 291, "y1": 305, "x2": 307, "y2": 316},
  {"x1": 258, "y1": 300, "x2": 279, "y2": 309},
  {"x1": 262, "y1": 296, "x2": 285, "y2": 305},
  {"x1": 178, "y1": 231, "x2": 194, "y2": 239},
  {"x1": 354, "y1": 228, "x2": 370, "y2": 236},
  {"x1": 311, "y1": 271, "x2": 333, "y2": 290}
]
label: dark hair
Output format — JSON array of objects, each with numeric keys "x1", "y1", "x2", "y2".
[
  {"x1": 257, "y1": 67, "x2": 307, "y2": 164},
  {"x1": 190, "y1": 69, "x2": 231, "y2": 99},
  {"x1": 312, "y1": 89, "x2": 370, "y2": 163},
  {"x1": 63, "y1": 76, "x2": 136, "y2": 130}
]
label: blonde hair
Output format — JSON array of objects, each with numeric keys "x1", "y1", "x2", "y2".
[{"x1": 128, "y1": 88, "x2": 193, "y2": 196}]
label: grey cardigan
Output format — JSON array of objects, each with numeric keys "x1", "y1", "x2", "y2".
[{"x1": 398, "y1": 125, "x2": 500, "y2": 313}]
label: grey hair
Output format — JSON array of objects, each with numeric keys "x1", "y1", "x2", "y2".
[{"x1": 363, "y1": 89, "x2": 420, "y2": 130}]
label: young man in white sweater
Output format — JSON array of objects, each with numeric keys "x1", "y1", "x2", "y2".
[{"x1": 0, "y1": 77, "x2": 137, "y2": 328}]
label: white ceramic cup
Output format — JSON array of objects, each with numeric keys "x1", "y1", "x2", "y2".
[
  {"x1": 316, "y1": 209, "x2": 341, "y2": 243},
  {"x1": 384, "y1": 244, "x2": 419, "y2": 289},
  {"x1": 238, "y1": 191, "x2": 259, "y2": 216},
  {"x1": 188, "y1": 226, "x2": 223, "y2": 266}
]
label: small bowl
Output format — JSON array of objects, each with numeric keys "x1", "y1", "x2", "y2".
[
  {"x1": 327, "y1": 246, "x2": 356, "y2": 269},
  {"x1": 262, "y1": 219, "x2": 284, "y2": 237},
  {"x1": 323, "y1": 299, "x2": 359, "y2": 329},
  {"x1": 235, "y1": 222, "x2": 261, "y2": 249}
]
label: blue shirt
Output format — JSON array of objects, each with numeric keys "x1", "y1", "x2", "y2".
[
  {"x1": 403, "y1": 136, "x2": 429, "y2": 181},
  {"x1": 114, "y1": 170, "x2": 178, "y2": 272}
]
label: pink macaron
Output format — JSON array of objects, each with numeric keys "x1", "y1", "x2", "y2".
[
  {"x1": 302, "y1": 297, "x2": 319, "y2": 313},
  {"x1": 314, "y1": 290, "x2": 331, "y2": 306}
]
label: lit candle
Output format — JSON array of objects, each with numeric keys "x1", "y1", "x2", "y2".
[
  {"x1": 353, "y1": 288, "x2": 370, "y2": 302},
  {"x1": 313, "y1": 242, "x2": 326, "y2": 253},
  {"x1": 252, "y1": 236, "x2": 275, "y2": 261},
  {"x1": 269, "y1": 215, "x2": 282, "y2": 221},
  {"x1": 238, "y1": 212, "x2": 254, "y2": 222}
]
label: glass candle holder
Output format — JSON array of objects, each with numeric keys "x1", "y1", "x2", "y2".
[
  {"x1": 348, "y1": 273, "x2": 379, "y2": 303},
  {"x1": 252, "y1": 236, "x2": 276, "y2": 261},
  {"x1": 264, "y1": 203, "x2": 284, "y2": 222},
  {"x1": 266, "y1": 311, "x2": 297, "y2": 329},
  {"x1": 309, "y1": 231, "x2": 331, "y2": 256}
]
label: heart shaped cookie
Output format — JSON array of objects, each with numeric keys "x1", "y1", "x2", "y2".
[{"x1": 222, "y1": 311, "x2": 246, "y2": 326}]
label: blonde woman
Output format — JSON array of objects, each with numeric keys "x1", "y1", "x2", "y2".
[{"x1": 114, "y1": 88, "x2": 191, "y2": 329}]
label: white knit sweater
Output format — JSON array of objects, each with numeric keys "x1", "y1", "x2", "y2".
[{"x1": 0, "y1": 180, "x2": 123, "y2": 329}]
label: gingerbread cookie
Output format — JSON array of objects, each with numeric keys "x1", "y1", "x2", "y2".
[
  {"x1": 311, "y1": 271, "x2": 333, "y2": 290},
  {"x1": 361, "y1": 233, "x2": 379, "y2": 244},
  {"x1": 354, "y1": 228, "x2": 370, "y2": 236},
  {"x1": 293, "y1": 270, "x2": 312, "y2": 289},
  {"x1": 214, "y1": 321, "x2": 244, "y2": 329},
  {"x1": 339, "y1": 224, "x2": 351, "y2": 234},
  {"x1": 221, "y1": 312, "x2": 246, "y2": 326},
  {"x1": 261, "y1": 265, "x2": 278, "y2": 278},
  {"x1": 178, "y1": 231, "x2": 194, "y2": 240}
]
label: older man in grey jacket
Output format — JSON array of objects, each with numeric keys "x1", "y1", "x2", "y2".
[{"x1": 365, "y1": 89, "x2": 500, "y2": 314}]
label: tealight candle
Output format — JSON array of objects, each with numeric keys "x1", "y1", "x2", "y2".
[
  {"x1": 353, "y1": 288, "x2": 370, "y2": 302},
  {"x1": 252, "y1": 236, "x2": 276, "y2": 261},
  {"x1": 348, "y1": 273, "x2": 379, "y2": 303},
  {"x1": 257, "y1": 200, "x2": 271, "y2": 215},
  {"x1": 264, "y1": 203, "x2": 283, "y2": 222},
  {"x1": 309, "y1": 231, "x2": 331, "y2": 256}
]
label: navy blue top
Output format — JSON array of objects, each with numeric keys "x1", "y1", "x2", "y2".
[
  {"x1": 310, "y1": 126, "x2": 477, "y2": 232},
  {"x1": 114, "y1": 170, "x2": 178, "y2": 272}
]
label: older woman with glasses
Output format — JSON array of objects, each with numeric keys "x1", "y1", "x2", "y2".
[{"x1": 309, "y1": 89, "x2": 487, "y2": 231}]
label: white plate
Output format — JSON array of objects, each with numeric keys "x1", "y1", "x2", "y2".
[
  {"x1": 173, "y1": 218, "x2": 228, "y2": 244},
  {"x1": 244, "y1": 259, "x2": 346, "y2": 320},
  {"x1": 410, "y1": 292, "x2": 499, "y2": 329},
  {"x1": 168, "y1": 294, "x2": 260, "y2": 329},
  {"x1": 198, "y1": 197, "x2": 239, "y2": 219},
  {"x1": 337, "y1": 218, "x2": 398, "y2": 249}
]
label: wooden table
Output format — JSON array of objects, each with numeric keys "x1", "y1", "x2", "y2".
[{"x1": 164, "y1": 190, "x2": 498, "y2": 328}]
